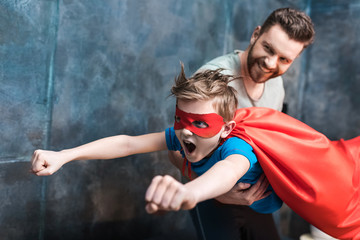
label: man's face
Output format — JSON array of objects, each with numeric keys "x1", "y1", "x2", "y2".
[
  {"x1": 174, "y1": 99, "x2": 225, "y2": 163},
  {"x1": 247, "y1": 24, "x2": 305, "y2": 83}
]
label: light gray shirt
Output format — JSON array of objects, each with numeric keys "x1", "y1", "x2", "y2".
[{"x1": 196, "y1": 50, "x2": 284, "y2": 111}]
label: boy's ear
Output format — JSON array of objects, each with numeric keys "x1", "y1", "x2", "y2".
[{"x1": 220, "y1": 121, "x2": 236, "y2": 138}]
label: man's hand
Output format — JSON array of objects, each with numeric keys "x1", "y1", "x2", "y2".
[
  {"x1": 145, "y1": 175, "x2": 197, "y2": 214},
  {"x1": 31, "y1": 149, "x2": 68, "y2": 176},
  {"x1": 215, "y1": 174, "x2": 271, "y2": 205}
]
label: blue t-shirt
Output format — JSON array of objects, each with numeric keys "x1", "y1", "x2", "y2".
[{"x1": 165, "y1": 127, "x2": 283, "y2": 214}]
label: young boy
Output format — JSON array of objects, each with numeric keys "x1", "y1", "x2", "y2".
[
  {"x1": 31, "y1": 66, "x2": 283, "y2": 215},
  {"x1": 32, "y1": 66, "x2": 360, "y2": 238}
]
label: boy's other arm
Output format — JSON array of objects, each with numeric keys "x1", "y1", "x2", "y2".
[
  {"x1": 145, "y1": 154, "x2": 250, "y2": 213},
  {"x1": 168, "y1": 150, "x2": 198, "y2": 179},
  {"x1": 31, "y1": 132, "x2": 167, "y2": 176},
  {"x1": 186, "y1": 154, "x2": 250, "y2": 203}
]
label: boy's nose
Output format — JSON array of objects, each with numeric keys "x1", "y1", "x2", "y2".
[{"x1": 181, "y1": 128, "x2": 193, "y2": 136}]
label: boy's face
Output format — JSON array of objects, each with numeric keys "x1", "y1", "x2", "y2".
[{"x1": 174, "y1": 99, "x2": 229, "y2": 163}]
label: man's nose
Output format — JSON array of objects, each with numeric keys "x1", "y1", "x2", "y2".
[{"x1": 264, "y1": 55, "x2": 277, "y2": 69}]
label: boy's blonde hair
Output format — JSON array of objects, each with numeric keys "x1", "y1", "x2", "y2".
[{"x1": 171, "y1": 64, "x2": 238, "y2": 122}]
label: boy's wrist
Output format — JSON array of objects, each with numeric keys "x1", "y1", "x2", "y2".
[
  {"x1": 59, "y1": 149, "x2": 77, "y2": 163},
  {"x1": 184, "y1": 183, "x2": 200, "y2": 207}
]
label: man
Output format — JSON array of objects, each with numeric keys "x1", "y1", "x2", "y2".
[{"x1": 169, "y1": 7, "x2": 315, "y2": 240}]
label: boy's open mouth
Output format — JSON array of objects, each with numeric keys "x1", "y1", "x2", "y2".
[{"x1": 183, "y1": 140, "x2": 196, "y2": 153}]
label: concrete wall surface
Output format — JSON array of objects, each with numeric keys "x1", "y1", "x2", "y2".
[{"x1": 0, "y1": 0, "x2": 359, "y2": 239}]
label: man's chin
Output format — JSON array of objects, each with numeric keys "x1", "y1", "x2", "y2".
[
  {"x1": 250, "y1": 75, "x2": 269, "y2": 83},
  {"x1": 254, "y1": 78, "x2": 270, "y2": 83},
  {"x1": 251, "y1": 72, "x2": 276, "y2": 83}
]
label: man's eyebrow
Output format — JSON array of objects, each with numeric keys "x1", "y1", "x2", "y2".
[
  {"x1": 262, "y1": 40, "x2": 293, "y2": 61},
  {"x1": 262, "y1": 40, "x2": 274, "y2": 50}
]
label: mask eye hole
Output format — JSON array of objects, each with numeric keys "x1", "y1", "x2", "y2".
[
  {"x1": 175, "y1": 116, "x2": 181, "y2": 123},
  {"x1": 192, "y1": 121, "x2": 209, "y2": 129}
]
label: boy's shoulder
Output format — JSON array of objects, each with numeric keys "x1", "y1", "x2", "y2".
[
  {"x1": 220, "y1": 137, "x2": 257, "y2": 166},
  {"x1": 222, "y1": 137, "x2": 253, "y2": 150}
]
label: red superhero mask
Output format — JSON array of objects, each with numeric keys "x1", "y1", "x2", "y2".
[{"x1": 173, "y1": 106, "x2": 225, "y2": 138}]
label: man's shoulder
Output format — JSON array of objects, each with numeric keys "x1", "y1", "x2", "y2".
[{"x1": 196, "y1": 50, "x2": 242, "y2": 75}]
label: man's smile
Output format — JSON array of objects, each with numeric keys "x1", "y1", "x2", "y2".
[{"x1": 258, "y1": 61, "x2": 271, "y2": 73}]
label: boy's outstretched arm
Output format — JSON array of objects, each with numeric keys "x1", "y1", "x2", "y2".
[
  {"x1": 215, "y1": 174, "x2": 270, "y2": 205},
  {"x1": 145, "y1": 175, "x2": 197, "y2": 214},
  {"x1": 145, "y1": 154, "x2": 250, "y2": 213},
  {"x1": 168, "y1": 151, "x2": 269, "y2": 205},
  {"x1": 31, "y1": 132, "x2": 167, "y2": 176}
]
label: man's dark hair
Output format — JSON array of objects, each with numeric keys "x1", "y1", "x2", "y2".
[{"x1": 260, "y1": 8, "x2": 315, "y2": 48}]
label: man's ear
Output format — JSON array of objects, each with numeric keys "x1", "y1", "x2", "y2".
[
  {"x1": 221, "y1": 120, "x2": 236, "y2": 138},
  {"x1": 250, "y1": 26, "x2": 261, "y2": 44}
]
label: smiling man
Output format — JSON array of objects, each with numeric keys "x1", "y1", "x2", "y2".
[{"x1": 197, "y1": 8, "x2": 314, "y2": 113}]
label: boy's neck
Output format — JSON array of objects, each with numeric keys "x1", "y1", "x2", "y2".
[{"x1": 204, "y1": 138, "x2": 224, "y2": 159}]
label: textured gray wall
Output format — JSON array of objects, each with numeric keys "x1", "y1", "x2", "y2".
[{"x1": 0, "y1": 0, "x2": 359, "y2": 239}]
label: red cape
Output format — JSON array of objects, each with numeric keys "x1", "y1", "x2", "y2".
[{"x1": 227, "y1": 108, "x2": 360, "y2": 239}]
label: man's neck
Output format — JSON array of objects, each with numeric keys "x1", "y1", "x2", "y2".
[{"x1": 238, "y1": 51, "x2": 264, "y2": 101}]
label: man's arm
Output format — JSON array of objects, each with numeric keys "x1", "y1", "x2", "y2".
[
  {"x1": 31, "y1": 132, "x2": 167, "y2": 176},
  {"x1": 145, "y1": 154, "x2": 250, "y2": 213}
]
